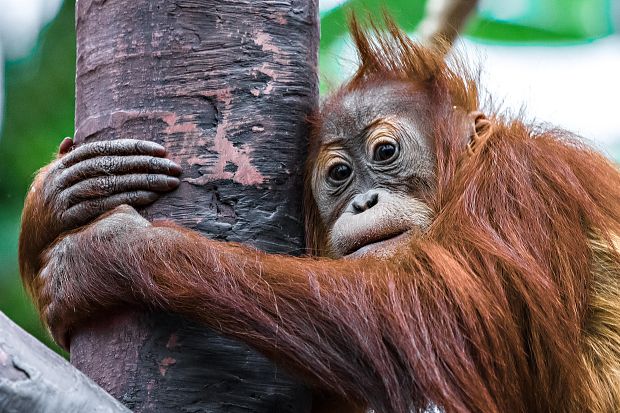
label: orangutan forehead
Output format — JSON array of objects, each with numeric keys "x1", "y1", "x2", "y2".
[{"x1": 319, "y1": 82, "x2": 430, "y2": 145}]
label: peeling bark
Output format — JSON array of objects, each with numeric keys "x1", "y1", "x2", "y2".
[
  {"x1": 71, "y1": 0, "x2": 318, "y2": 411},
  {"x1": 0, "y1": 311, "x2": 130, "y2": 413}
]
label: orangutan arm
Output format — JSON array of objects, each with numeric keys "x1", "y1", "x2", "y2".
[
  {"x1": 19, "y1": 139, "x2": 181, "y2": 305},
  {"x1": 40, "y1": 206, "x2": 504, "y2": 413}
]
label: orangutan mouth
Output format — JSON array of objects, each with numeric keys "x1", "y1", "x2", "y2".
[{"x1": 345, "y1": 231, "x2": 410, "y2": 258}]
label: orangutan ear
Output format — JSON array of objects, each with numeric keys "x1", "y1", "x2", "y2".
[{"x1": 466, "y1": 111, "x2": 493, "y2": 156}]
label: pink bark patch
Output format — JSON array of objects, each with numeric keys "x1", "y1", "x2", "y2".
[
  {"x1": 159, "y1": 357, "x2": 177, "y2": 377},
  {"x1": 186, "y1": 88, "x2": 265, "y2": 186},
  {"x1": 254, "y1": 32, "x2": 288, "y2": 65},
  {"x1": 166, "y1": 333, "x2": 178, "y2": 349}
]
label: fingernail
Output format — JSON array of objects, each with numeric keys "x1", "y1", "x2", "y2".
[
  {"x1": 166, "y1": 160, "x2": 182, "y2": 175},
  {"x1": 167, "y1": 177, "x2": 181, "y2": 188},
  {"x1": 154, "y1": 145, "x2": 167, "y2": 156},
  {"x1": 59, "y1": 137, "x2": 74, "y2": 155},
  {"x1": 145, "y1": 141, "x2": 166, "y2": 156}
]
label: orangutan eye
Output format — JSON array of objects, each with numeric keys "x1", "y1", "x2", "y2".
[
  {"x1": 328, "y1": 163, "x2": 352, "y2": 183},
  {"x1": 373, "y1": 142, "x2": 398, "y2": 162}
]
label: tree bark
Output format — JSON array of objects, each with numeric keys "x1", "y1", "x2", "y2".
[
  {"x1": 0, "y1": 311, "x2": 130, "y2": 413},
  {"x1": 71, "y1": 1, "x2": 318, "y2": 412}
]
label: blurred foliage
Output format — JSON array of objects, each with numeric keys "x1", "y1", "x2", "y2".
[
  {"x1": 319, "y1": 0, "x2": 426, "y2": 90},
  {"x1": 0, "y1": 0, "x2": 617, "y2": 352},
  {"x1": 0, "y1": 0, "x2": 75, "y2": 353},
  {"x1": 470, "y1": 0, "x2": 612, "y2": 42},
  {"x1": 319, "y1": 0, "x2": 613, "y2": 89}
]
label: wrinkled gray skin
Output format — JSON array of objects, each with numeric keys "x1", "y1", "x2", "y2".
[
  {"x1": 40, "y1": 139, "x2": 181, "y2": 231},
  {"x1": 44, "y1": 81, "x2": 439, "y2": 259},
  {"x1": 314, "y1": 81, "x2": 437, "y2": 257}
]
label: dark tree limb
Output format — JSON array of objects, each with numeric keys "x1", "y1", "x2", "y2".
[
  {"x1": 418, "y1": 0, "x2": 479, "y2": 47},
  {"x1": 71, "y1": 0, "x2": 318, "y2": 411},
  {"x1": 0, "y1": 311, "x2": 130, "y2": 413}
]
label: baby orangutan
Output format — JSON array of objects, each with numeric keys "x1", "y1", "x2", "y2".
[{"x1": 19, "y1": 20, "x2": 620, "y2": 413}]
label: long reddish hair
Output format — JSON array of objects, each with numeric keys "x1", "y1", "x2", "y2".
[
  {"x1": 40, "y1": 15, "x2": 620, "y2": 413},
  {"x1": 301, "y1": 16, "x2": 620, "y2": 412}
]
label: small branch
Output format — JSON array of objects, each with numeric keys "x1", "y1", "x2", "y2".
[
  {"x1": 418, "y1": 0, "x2": 479, "y2": 47},
  {"x1": 0, "y1": 311, "x2": 129, "y2": 413}
]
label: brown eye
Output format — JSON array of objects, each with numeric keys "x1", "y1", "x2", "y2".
[
  {"x1": 373, "y1": 143, "x2": 397, "y2": 162},
  {"x1": 328, "y1": 163, "x2": 352, "y2": 182}
]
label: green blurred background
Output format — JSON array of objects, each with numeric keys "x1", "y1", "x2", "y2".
[{"x1": 0, "y1": 0, "x2": 618, "y2": 352}]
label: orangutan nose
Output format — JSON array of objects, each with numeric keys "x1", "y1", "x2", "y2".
[{"x1": 351, "y1": 191, "x2": 379, "y2": 213}]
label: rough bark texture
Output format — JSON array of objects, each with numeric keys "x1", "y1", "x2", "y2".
[
  {"x1": 71, "y1": 1, "x2": 318, "y2": 411},
  {"x1": 0, "y1": 311, "x2": 130, "y2": 413}
]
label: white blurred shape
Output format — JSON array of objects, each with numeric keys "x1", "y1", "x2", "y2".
[
  {"x1": 456, "y1": 36, "x2": 620, "y2": 146},
  {"x1": 320, "y1": 0, "x2": 348, "y2": 14},
  {"x1": 478, "y1": 0, "x2": 528, "y2": 21},
  {"x1": 0, "y1": 0, "x2": 63, "y2": 60}
]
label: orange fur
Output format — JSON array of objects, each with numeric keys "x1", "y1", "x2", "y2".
[{"x1": 19, "y1": 17, "x2": 620, "y2": 413}]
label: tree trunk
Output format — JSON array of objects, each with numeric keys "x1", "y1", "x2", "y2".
[
  {"x1": 0, "y1": 311, "x2": 130, "y2": 413},
  {"x1": 71, "y1": 1, "x2": 318, "y2": 412}
]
